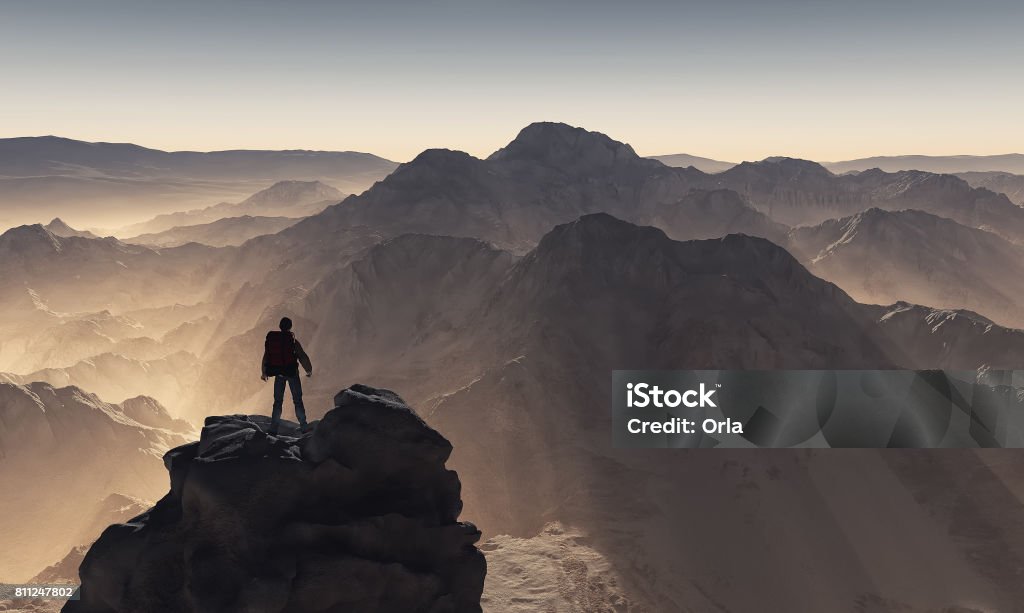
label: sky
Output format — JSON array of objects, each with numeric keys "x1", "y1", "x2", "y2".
[{"x1": 2, "y1": 0, "x2": 1023, "y2": 162}]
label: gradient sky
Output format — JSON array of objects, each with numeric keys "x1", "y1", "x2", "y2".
[{"x1": 3, "y1": 0, "x2": 1022, "y2": 162}]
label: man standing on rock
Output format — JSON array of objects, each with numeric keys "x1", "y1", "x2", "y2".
[{"x1": 261, "y1": 317, "x2": 313, "y2": 434}]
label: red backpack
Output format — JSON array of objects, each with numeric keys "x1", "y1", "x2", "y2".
[{"x1": 265, "y1": 331, "x2": 297, "y2": 367}]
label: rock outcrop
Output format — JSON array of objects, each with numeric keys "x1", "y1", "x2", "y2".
[{"x1": 66, "y1": 384, "x2": 485, "y2": 613}]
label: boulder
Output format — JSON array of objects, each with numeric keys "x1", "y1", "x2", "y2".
[{"x1": 65, "y1": 384, "x2": 485, "y2": 613}]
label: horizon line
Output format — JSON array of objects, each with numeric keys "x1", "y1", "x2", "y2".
[{"x1": 3, "y1": 132, "x2": 1024, "y2": 166}]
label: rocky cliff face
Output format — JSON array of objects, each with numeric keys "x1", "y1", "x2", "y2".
[
  {"x1": 958, "y1": 171, "x2": 1024, "y2": 206},
  {"x1": 66, "y1": 384, "x2": 485, "y2": 613},
  {"x1": 700, "y1": 157, "x2": 860, "y2": 226},
  {"x1": 871, "y1": 301, "x2": 1024, "y2": 369},
  {"x1": 787, "y1": 208, "x2": 1024, "y2": 329}
]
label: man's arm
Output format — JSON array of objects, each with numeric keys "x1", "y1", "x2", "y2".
[
  {"x1": 295, "y1": 340, "x2": 312, "y2": 375},
  {"x1": 261, "y1": 337, "x2": 269, "y2": 380}
]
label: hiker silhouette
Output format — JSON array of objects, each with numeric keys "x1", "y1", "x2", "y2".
[{"x1": 261, "y1": 317, "x2": 313, "y2": 433}]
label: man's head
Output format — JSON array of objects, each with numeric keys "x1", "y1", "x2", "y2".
[{"x1": 279, "y1": 317, "x2": 293, "y2": 331}]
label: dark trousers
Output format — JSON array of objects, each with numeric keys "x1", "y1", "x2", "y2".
[{"x1": 271, "y1": 374, "x2": 307, "y2": 428}]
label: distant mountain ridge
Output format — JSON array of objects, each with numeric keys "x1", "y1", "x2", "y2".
[
  {"x1": 648, "y1": 153, "x2": 736, "y2": 173},
  {"x1": 957, "y1": 171, "x2": 1024, "y2": 206},
  {"x1": 232, "y1": 179, "x2": 344, "y2": 210},
  {"x1": 825, "y1": 153, "x2": 1024, "y2": 175},
  {"x1": 0, "y1": 136, "x2": 394, "y2": 228},
  {"x1": 0, "y1": 136, "x2": 395, "y2": 180},
  {"x1": 124, "y1": 215, "x2": 300, "y2": 248},
  {"x1": 695, "y1": 158, "x2": 1024, "y2": 240},
  {"x1": 114, "y1": 180, "x2": 344, "y2": 237},
  {"x1": 652, "y1": 150, "x2": 1024, "y2": 175}
]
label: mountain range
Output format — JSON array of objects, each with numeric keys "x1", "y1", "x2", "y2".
[
  {"x1": 271, "y1": 123, "x2": 784, "y2": 255},
  {"x1": 270, "y1": 214, "x2": 1024, "y2": 609},
  {"x1": 191, "y1": 125, "x2": 1024, "y2": 353},
  {"x1": 654, "y1": 151, "x2": 1024, "y2": 176},
  {"x1": 825, "y1": 153, "x2": 1024, "y2": 175},
  {"x1": 8, "y1": 122, "x2": 1023, "y2": 416},
  {"x1": 285, "y1": 212, "x2": 1024, "y2": 412},
  {"x1": 4, "y1": 122, "x2": 1024, "y2": 609},
  {"x1": 694, "y1": 159, "x2": 1024, "y2": 238},
  {"x1": 275, "y1": 127, "x2": 1024, "y2": 254}
]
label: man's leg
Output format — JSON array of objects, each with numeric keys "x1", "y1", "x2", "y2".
[
  {"x1": 288, "y1": 375, "x2": 308, "y2": 428},
  {"x1": 271, "y1": 375, "x2": 286, "y2": 433}
]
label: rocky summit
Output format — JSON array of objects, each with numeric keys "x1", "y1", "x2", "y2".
[{"x1": 65, "y1": 384, "x2": 486, "y2": 613}]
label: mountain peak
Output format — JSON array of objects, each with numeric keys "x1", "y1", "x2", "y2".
[
  {"x1": 0, "y1": 223, "x2": 62, "y2": 250},
  {"x1": 538, "y1": 212, "x2": 669, "y2": 252},
  {"x1": 487, "y1": 122, "x2": 643, "y2": 169},
  {"x1": 520, "y1": 214, "x2": 676, "y2": 289},
  {"x1": 724, "y1": 157, "x2": 833, "y2": 182},
  {"x1": 407, "y1": 148, "x2": 481, "y2": 168},
  {"x1": 753, "y1": 157, "x2": 832, "y2": 176},
  {"x1": 504, "y1": 214, "x2": 858, "y2": 342},
  {"x1": 384, "y1": 149, "x2": 490, "y2": 187},
  {"x1": 239, "y1": 180, "x2": 345, "y2": 208},
  {"x1": 43, "y1": 217, "x2": 97, "y2": 238}
]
